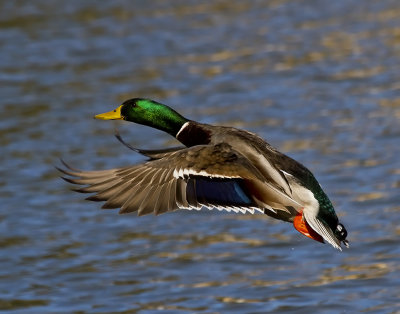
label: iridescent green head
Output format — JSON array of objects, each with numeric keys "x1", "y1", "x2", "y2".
[{"x1": 95, "y1": 98, "x2": 189, "y2": 137}]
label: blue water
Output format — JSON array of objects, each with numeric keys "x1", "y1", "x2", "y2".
[{"x1": 1, "y1": 1, "x2": 400, "y2": 313}]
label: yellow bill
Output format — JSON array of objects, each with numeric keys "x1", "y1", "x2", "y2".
[{"x1": 94, "y1": 105, "x2": 123, "y2": 120}]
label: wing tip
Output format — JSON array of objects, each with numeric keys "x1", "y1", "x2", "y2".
[{"x1": 303, "y1": 212, "x2": 344, "y2": 251}]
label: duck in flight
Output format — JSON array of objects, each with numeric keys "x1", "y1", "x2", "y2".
[{"x1": 59, "y1": 98, "x2": 349, "y2": 250}]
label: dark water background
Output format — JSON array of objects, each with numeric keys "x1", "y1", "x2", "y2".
[{"x1": 1, "y1": 1, "x2": 400, "y2": 313}]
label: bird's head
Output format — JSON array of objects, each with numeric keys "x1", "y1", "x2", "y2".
[{"x1": 94, "y1": 98, "x2": 188, "y2": 137}]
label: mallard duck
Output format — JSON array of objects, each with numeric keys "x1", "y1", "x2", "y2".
[{"x1": 59, "y1": 98, "x2": 349, "y2": 250}]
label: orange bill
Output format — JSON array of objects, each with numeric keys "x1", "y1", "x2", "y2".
[{"x1": 293, "y1": 212, "x2": 324, "y2": 243}]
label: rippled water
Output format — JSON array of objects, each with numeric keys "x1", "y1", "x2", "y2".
[{"x1": 1, "y1": 0, "x2": 400, "y2": 313}]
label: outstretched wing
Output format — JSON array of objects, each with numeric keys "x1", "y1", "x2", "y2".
[{"x1": 58, "y1": 143, "x2": 302, "y2": 216}]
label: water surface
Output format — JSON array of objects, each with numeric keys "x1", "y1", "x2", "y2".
[{"x1": 1, "y1": 0, "x2": 400, "y2": 313}]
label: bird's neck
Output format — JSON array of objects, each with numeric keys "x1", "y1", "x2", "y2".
[
  {"x1": 156, "y1": 112, "x2": 188, "y2": 138},
  {"x1": 134, "y1": 103, "x2": 189, "y2": 138},
  {"x1": 176, "y1": 121, "x2": 212, "y2": 147}
]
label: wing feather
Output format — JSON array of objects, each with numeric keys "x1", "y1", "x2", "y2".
[
  {"x1": 59, "y1": 143, "x2": 304, "y2": 216},
  {"x1": 303, "y1": 211, "x2": 342, "y2": 250}
]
